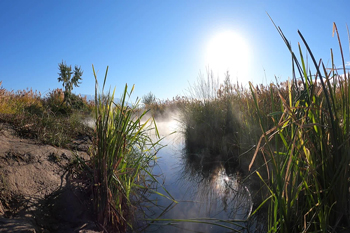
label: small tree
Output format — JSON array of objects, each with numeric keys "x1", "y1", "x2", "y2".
[
  {"x1": 142, "y1": 92, "x2": 156, "y2": 105},
  {"x1": 57, "y1": 61, "x2": 83, "y2": 106}
]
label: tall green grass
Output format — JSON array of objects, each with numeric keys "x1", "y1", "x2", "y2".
[
  {"x1": 91, "y1": 65, "x2": 175, "y2": 231},
  {"x1": 249, "y1": 21, "x2": 350, "y2": 232}
]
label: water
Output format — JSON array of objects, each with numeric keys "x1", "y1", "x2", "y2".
[{"x1": 136, "y1": 119, "x2": 264, "y2": 233}]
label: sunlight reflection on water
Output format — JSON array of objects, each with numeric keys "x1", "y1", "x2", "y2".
[{"x1": 136, "y1": 121, "x2": 259, "y2": 232}]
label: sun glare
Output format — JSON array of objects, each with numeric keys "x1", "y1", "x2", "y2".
[{"x1": 205, "y1": 31, "x2": 250, "y2": 81}]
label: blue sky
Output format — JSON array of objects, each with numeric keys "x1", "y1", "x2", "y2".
[{"x1": 1, "y1": 0, "x2": 350, "y2": 101}]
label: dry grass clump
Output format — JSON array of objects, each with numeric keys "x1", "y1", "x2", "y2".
[
  {"x1": 0, "y1": 82, "x2": 94, "y2": 147},
  {"x1": 0, "y1": 82, "x2": 43, "y2": 115}
]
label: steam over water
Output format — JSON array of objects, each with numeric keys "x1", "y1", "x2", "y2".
[{"x1": 136, "y1": 114, "x2": 259, "y2": 233}]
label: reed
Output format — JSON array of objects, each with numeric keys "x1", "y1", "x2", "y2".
[
  {"x1": 249, "y1": 21, "x2": 350, "y2": 232},
  {"x1": 179, "y1": 70, "x2": 286, "y2": 173},
  {"x1": 91, "y1": 65, "x2": 174, "y2": 231}
]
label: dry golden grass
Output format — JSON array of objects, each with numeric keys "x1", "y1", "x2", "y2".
[{"x1": 0, "y1": 81, "x2": 94, "y2": 147}]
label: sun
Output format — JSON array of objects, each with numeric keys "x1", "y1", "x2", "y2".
[{"x1": 205, "y1": 30, "x2": 250, "y2": 81}]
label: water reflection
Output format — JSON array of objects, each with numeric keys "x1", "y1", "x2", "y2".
[
  {"x1": 136, "y1": 119, "x2": 266, "y2": 232},
  {"x1": 179, "y1": 152, "x2": 252, "y2": 220}
]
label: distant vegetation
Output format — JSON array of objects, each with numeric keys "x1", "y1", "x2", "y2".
[
  {"x1": 142, "y1": 91, "x2": 157, "y2": 105},
  {"x1": 0, "y1": 82, "x2": 93, "y2": 147},
  {"x1": 57, "y1": 61, "x2": 83, "y2": 107},
  {"x1": 0, "y1": 61, "x2": 91, "y2": 147}
]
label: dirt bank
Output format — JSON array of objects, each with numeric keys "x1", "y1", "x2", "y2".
[{"x1": 0, "y1": 122, "x2": 101, "y2": 233}]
